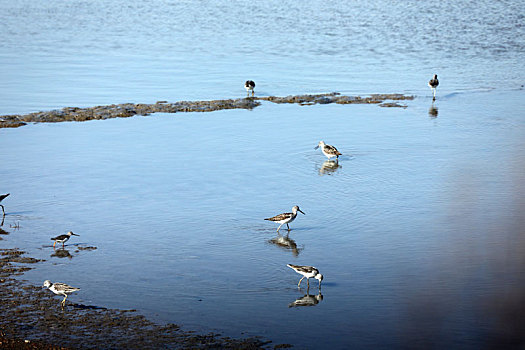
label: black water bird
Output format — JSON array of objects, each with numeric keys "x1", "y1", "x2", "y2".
[
  {"x1": 245, "y1": 80, "x2": 255, "y2": 96},
  {"x1": 0, "y1": 193, "x2": 9, "y2": 216},
  {"x1": 428, "y1": 74, "x2": 439, "y2": 100}
]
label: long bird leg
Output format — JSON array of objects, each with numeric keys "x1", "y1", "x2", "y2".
[
  {"x1": 277, "y1": 223, "x2": 283, "y2": 232},
  {"x1": 53, "y1": 241, "x2": 56, "y2": 248},
  {"x1": 298, "y1": 276, "x2": 305, "y2": 288},
  {"x1": 286, "y1": 223, "x2": 290, "y2": 231},
  {"x1": 0, "y1": 204, "x2": 4, "y2": 215},
  {"x1": 307, "y1": 278, "x2": 310, "y2": 288},
  {"x1": 61, "y1": 295, "x2": 68, "y2": 308}
]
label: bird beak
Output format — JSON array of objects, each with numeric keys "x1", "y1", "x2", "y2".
[
  {"x1": 314, "y1": 145, "x2": 319, "y2": 150},
  {"x1": 72, "y1": 233, "x2": 79, "y2": 236},
  {"x1": 298, "y1": 209, "x2": 305, "y2": 215}
]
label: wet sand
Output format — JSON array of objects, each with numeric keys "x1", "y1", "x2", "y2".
[
  {"x1": 0, "y1": 93, "x2": 413, "y2": 129},
  {"x1": 0, "y1": 248, "x2": 286, "y2": 349}
]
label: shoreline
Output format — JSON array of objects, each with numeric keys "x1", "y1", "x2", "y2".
[
  {"x1": 0, "y1": 247, "x2": 288, "y2": 349},
  {"x1": 0, "y1": 93, "x2": 413, "y2": 129}
]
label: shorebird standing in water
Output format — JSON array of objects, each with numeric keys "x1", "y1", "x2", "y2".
[
  {"x1": 43, "y1": 280, "x2": 80, "y2": 308},
  {"x1": 428, "y1": 74, "x2": 439, "y2": 100},
  {"x1": 265, "y1": 205, "x2": 305, "y2": 232},
  {"x1": 51, "y1": 231, "x2": 79, "y2": 248},
  {"x1": 245, "y1": 80, "x2": 255, "y2": 96},
  {"x1": 315, "y1": 141, "x2": 342, "y2": 160},
  {"x1": 287, "y1": 264, "x2": 323, "y2": 289},
  {"x1": 0, "y1": 193, "x2": 10, "y2": 216}
]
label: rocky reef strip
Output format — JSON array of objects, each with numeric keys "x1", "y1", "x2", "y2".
[{"x1": 0, "y1": 93, "x2": 414, "y2": 129}]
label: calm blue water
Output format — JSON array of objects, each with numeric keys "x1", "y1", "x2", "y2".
[{"x1": 1, "y1": 1, "x2": 525, "y2": 348}]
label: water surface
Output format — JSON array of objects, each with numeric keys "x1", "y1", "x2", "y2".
[{"x1": 1, "y1": 0, "x2": 525, "y2": 348}]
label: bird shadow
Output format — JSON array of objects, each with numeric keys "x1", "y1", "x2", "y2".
[
  {"x1": 428, "y1": 103, "x2": 438, "y2": 118},
  {"x1": 70, "y1": 303, "x2": 108, "y2": 310},
  {"x1": 44, "y1": 242, "x2": 87, "y2": 249},
  {"x1": 288, "y1": 289, "x2": 324, "y2": 308},
  {"x1": 268, "y1": 233, "x2": 303, "y2": 257},
  {"x1": 4, "y1": 211, "x2": 33, "y2": 215},
  {"x1": 50, "y1": 248, "x2": 73, "y2": 259},
  {"x1": 317, "y1": 159, "x2": 342, "y2": 176}
]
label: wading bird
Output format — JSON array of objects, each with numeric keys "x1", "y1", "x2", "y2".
[
  {"x1": 265, "y1": 206, "x2": 305, "y2": 232},
  {"x1": 287, "y1": 264, "x2": 323, "y2": 289},
  {"x1": 51, "y1": 231, "x2": 79, "y2": 248},
  {"x1": 428, "y1": 74, "x2": 439, "y2": 100},
  {"x1": 245, "y1": 80, "x2": 255, "y2": 96},
  {"x1": 43, "y1": 280, "x2": 80, "y2": 308},
  {"x1": 315, "y1": 141, "x2": 342, "y2": 160},
  {"x1": 0, "y1": 193, "x2": 10, "y2": 216}
]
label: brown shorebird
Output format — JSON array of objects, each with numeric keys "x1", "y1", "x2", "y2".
[
  {"x1": 43, "y1": 280, "x2": 80, "y2": 308},
  {"x1": 265, "y1": 206, "x2": 305, "y2": 232},
  {"x1": 315, "y1": 141, "x2": 342, "y2": 160}
]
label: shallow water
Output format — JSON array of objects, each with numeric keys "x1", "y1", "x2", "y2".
[
  {"x1": 1, "y1": 0, "x2": 524, "y2": 115},
  {"x1": 2, "y1": 90, "x2": 525, "y2": 348},
  {"x1": 1, "y1": 0, "x2": 525, "y2": 348}
]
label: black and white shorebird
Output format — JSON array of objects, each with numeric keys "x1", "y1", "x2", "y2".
[
  {"x1": 315, "y1": 141, "x2": 342, "y2": 160},
  {"x1": 428, "y1": 74, "x2": 439, "y2": 100},
  {"x1": 265, "y1": 205, "x2": 305, "y2": 232},
  {"x1": 287, "y1": 264, "x2": 323, "y2": 289},
  {"x1": 0, "y1": 193, "x2": 10, "y2": 216},
  {"x1": 51, "y1": 231, "x2": 79, "y2": 248},
  {"x1": 43, "y1": 280, "x2": 80, "y2": 308},
  {"x1": 244, "y1": 80, "x2": 255, "y2": 96}
]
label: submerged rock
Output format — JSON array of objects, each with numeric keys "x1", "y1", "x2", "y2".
[{"x1": 379, "y1": 102, "x2": 408, "y2": 108}]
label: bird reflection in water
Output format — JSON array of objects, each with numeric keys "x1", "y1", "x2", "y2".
[
  {"x1": 51, "y1": 248, "x2": 73, "y2": 259},
  {"x1": 268, "y1": 233, "x2": 302, "y2": 256},
  {"x1": 288, "y1": 290, "x2": 324, "y2": 308},
  {"x1": 428, "y1": 103, "x2": 438, "y2": 118},
  {"x1": 318, "y1": 160, "x2": 341, "y2": 176}
]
